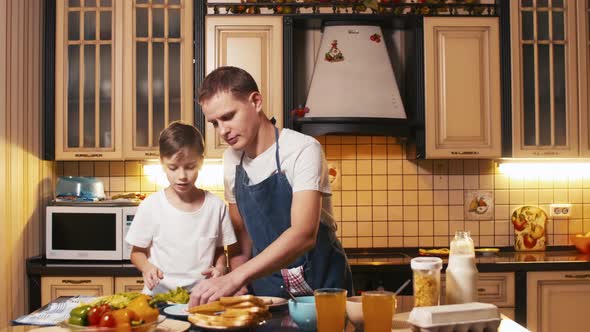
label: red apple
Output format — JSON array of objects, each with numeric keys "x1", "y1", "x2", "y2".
[
  {"x1": 512, "y1": 213, "x2": 527, "y2": 232},
  {"x1": 523, "y1": 233, "x2": 537, "y2": 249}
]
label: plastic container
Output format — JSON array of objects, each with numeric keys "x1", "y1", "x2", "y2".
[
  {"x1": 411, "y1": 257, "x2": 443, "y2": 307},
  {"x1": 407, "y1": 302, "x2": 500, "y2": 332},
  {"x1": 56, "y1": 176, "x2": 106, "y2": 201},
  {"x1": 446, "y1": 231, "x2": 478, "y2": 305}
]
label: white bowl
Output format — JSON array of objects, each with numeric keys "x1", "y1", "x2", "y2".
[{"x1": 346, "y1": 296, "x2": 363, "y2": 329}]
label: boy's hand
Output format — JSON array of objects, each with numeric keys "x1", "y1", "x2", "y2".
[
  {"x1": 201, "y1": 266, "x2": 226, "y2": 279},
  {"x1": 142, "y1": 263, "x2": 164, "y2": 290}
]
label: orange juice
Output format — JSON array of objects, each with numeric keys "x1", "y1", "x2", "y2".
[
  {"x1": 362, "y1": 291, "x2": 396, "y2": 332},
  {"x1": 314, "y1": 288, "x2": 347, "y2": 332}
]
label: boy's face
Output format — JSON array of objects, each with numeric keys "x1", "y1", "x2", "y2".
[
  {"x1": 161, "y1": 147, "x2": 202, "y2": 194},
  {"x1": 201, "y1": 91, "x2": 262, "y2": 151}
]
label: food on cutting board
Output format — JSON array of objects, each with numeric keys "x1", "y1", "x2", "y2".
[
  {"x1": 67, "y1": 293, "x2": 160, "y2": 328},
  {"x1": 187, "y1": 295, "x2": 270, "y2": 328}
]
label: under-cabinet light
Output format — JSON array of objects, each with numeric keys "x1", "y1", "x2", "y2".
[{"x1": 497, "y1": 161, "x2": 590, "y2": 179}]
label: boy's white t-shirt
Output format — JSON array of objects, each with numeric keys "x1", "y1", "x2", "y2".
[
  {"x1": 125, "y1": 189, "x2": 236, "y2": 295},
  {"x1": 223, "y1": 128, "x2": 336, "y2": 229}
]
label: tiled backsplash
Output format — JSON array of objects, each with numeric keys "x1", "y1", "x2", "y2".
[{"x1": 57, "y1": 136, "x2": 590, "y2": 249}]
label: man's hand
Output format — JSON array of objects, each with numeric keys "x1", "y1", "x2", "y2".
[
  {"x1": 142, "y1": 263, "x2": 163, "y2": 290},
  {"x1": 188, "y1": 273, "x2": 244, "y2": 307}
]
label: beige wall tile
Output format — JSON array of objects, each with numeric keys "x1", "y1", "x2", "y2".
[
  {"x1": 372, "y1": 160, "x2": 387, "y2": 174},
  {"x1": 524, "y1": 177, "x2": 539, "y2": 189},
  {"x1": 373, "y1": 206, "x2": 387, "y2": 221},
  {"x1": 419, "y1": 222, "x2": 434, "y2": 236},
  {"x1": 357, "y1": 160, "x2": 372, "y2": 175},
  {"x1": 403, "y1": 191, "x2": 418, "y2": 205},
  {"x1": 434, "y1": 236, "x2": 449, "y2": 247},
  {"x1": 554, "y1": 189, "x2": 568, "y2": 203},
  {"x1": 341, "y1": 207, "x2": 357, "y2": 221},
  {"x1": 325, "y1": 135, "x2": 341, "y2": 144},
  {"x1": 434, "y1": 221, "x2": 448, "y2": 236},
  {"x1": 510, "y1": 177, "x2": 524, "y2": 189},
  {"x1": 357, "y1": 222, "x2": 373, "y2": 237},
  {"x1": 418, "y1": 237, "x2": 434, "y2": 247},
  {"x1": 325, "y1": 145, "x2": 342, "y2": 159},
  {"x1": 464, "y1": 160, "x2": 479, "y2": 175},
  {"x1": 388, "y1": 175, "x2": 403, "y2": 190},
  {"x1": 417, "y1": 160, "x2": 433, "y2": 175},
  {"x1": 433, "y1": 160, "x2": 448, "y2": 175},
  {"x1": 125, "y1": 161, "x2": 142, "y2": 176},
  {"x1": 388, "y1": 237, "x2": 403, "y2": 247},
  {"x1": 373, "y1": 237, "x2": 388, "y2": 248},
  {"x1": 404, "y1": 237, "x2": 419, "y2": 247},
  {"x1": 341, "y1": 136, "x2": 356, "y2": 144},
  {"x1": 332, "y1": 191, "x2": 341, "y2": 206},
  {"x1": 373, "y1": 191, "x2": 388, "y2": 206},
  {"x1": 433, "y1": 191, "x2": 449, "y2": 205},
  {"x1": 479, "y1": 160, "x2": 494, "y2": 174},
  {"x1": 357, "y1": 145, "x2": 372, "y2": 159},
  {"x1": 56, "y1": 162, "x2": 64, "y2": 176},
  {"x1": 569, "y1": 219, "x2": 583, "y2": 234},
  {"x1": 125, "y1": 176, "x2": 141, "y2": 192},
  {"x1": 448, "y1": 175, "x2": 463, "y2": 189},
  {"x1": 388, "y1": 222, "x2": 403, "y2": 236},
  {"x1": 554, "y1": 177, "x2": 568, "y2": 189},
  {"x1": 357, "y1": 206, "x2": 372, "y2": 221},
  {"x1": 570, "y1": 189, "x2": 583, "y2": 203},
  {"x1": 524, "y1": 190, "x2": 539, "y2": 205},
  {"x1": 464, "y1": 175, "x2": 479, "y2": 189},
  {"x1": 419, "y1": 206, "x2": 433, "y2": 221},
  {"x1": 357, "y1": 136, "x2": 372, "y2": 144},
  {"x1": 110, "y1": 161, "x2": 125, "y2": 176},
  {"x1": 387, "y1": 144, "x2": 403, "y2": 159},
  {"x1": 372, "y1": 136, "x2": 387, "y2": 144},
  {"x1": 79, "y1": 162, "x2": 94, "y2": 176},
  {"x1": 448, "y1": 205, "x2": 464, "y2": 221},
  {"x1": 495, "y1": 205, "x2": 509, "y2": 222},
  {"x1": 357, "y1": 175, "x2": 372, "y2": 190},
  {"x1": 357, "y1": 237, "x2": 372, "y2": 248},
  {"x1": 341, "y1": 160, "x2": 356, "y2": 175},
  {"x1": 418, "y1": 175, "x2": 433, "y2": 190},
  {"x1": 341, "y1": 237, "x2": 357, "y2": 248},
  {"x1": 509, "y1": 190, "x2": 524, "y2": 205},
  {"x1": 433, "y1": 175, "x2": 449, "y2": 190},
  {"x1": 94, "y1": 161, "x2": 109, "y2": 176},
  {"x1": 402, "y1": 160, "x2": 418, "y2": 174},
  {"x1": 387, "y1": 191, "x2": 403, "y2": 206},
  {"x1": 372, "y1": 144, "x2": 387, "y2": 159},
  {"x1": 63, "y1": 161, "x2": 79, "y2": 176},
  {"x1": 404, "y1": 222, "x2": 418, "y2": 236},
  {"x1": 495, "y1": 190, "x2": 509, "y2": 204},
  {"x1": 357, "y1": 191, "x2": 372, "y2": 206},
  {"x1": 110, "y1": 177, "x2": 125, "y2": 192},
  {"x1": 449, "y1": 160, "x2": 463, "y2": 175},
  {"x1": 387, "y1": 160, "x2": 403, "y2": 174},
  {"x1": 341, "y1": 176, "x2": 357, "y2": 190},
  {"x1": 449, "y1": 190, "x2": 463, "y2": 205},
  {"x1": 418, "y1": 191, "x2": 433, "y2": 205},
  {"x1": 404, "y1": 206, "x2": 418, "y2": 220},
  {"x1": 342, "y1": 192, "x2": 357, "y2": 206},
  {"x1": 479, "y1": 175, "x2": 494, "y2": 189},
  {"x1": 372, "y1": 175, "x2": 387, "y2": 191},
  {"x1": 140, "y1": 176, "x2": 156, "y2": 192},
  {"x1": 434, "y1": 206, "x2": 449, "y2": 221},
  {"x1": 495, "y1": 174, "x2": 510, "y2": 189},
  {"x1": 332, "y1": 207, "x2": 342, "y2": 222},
  {"x1": 342, "y1": 223, "x2": 357, "y2": 237},
  {"x1": 341, "y1": 145, "x2": 357, "y2": 159},
  {"x1": 403, "y1": 175, "x2": 418, "y2": 190}
]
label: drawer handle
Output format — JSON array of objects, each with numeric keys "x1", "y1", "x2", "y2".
[
  {"x1": 565, "y1": 274, "x2": 590, "y2": 279},
  {"x1": 144, "y1": 152, "x2": 159, "y2": 157},
  {"x1": 62, "y1": 279, "x2": 91, "y2": 284},
  {"x1": 477, "y1": 288, "x2": 486, "y2": 293},
  {"x1": 74, "y1": 153, "x2": 103, "y2": 158},
  {"x1": 450, "y1": 151, "x2": 479, "y2": 155},
  {"x1": 532, "y1": 151, "x2": 560, "y2": 156},
  {"x1": 136, "y1": 280, "x2": 144, "y2": 284}
]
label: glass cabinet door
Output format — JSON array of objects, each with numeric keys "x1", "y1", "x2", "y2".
[
  {"x1": 510, "y1": 0, "x2": 579, "y2": 157},
  {"x1": 123, "y1": 0, "x2": 193, "y2": 159},
  {"x1": 579, "y1": 1, "x2": 590, "y2": 157},
  {"x1": 55, "y1": 0, "x2": 122, "y2": 159}
]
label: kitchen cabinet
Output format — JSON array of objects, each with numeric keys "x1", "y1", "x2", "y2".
[
  {"x1": 114, "y1": 277, "x2": 144, "y2": 293},
  {"x1": 423, "y1": 17, "x2": 501, "y2": 159},
  {"x1": 577, "y1": 1, "x2": 590, "y2": 157},
  {"x1": 55, "y1": 0, "x2": 193, "y2": 160},
  {"x1": 526, "y1": 271, "x2": 590, "y2": 332},
  {"x1": 510, "y1": 1, "x2": 579, "y2": 157},
  {"x1": 40, "y1": 276, "x2": 113, "y2": 306},
  {"x1": 204, "y1": 16, "x2": 283, "y2": 158}
]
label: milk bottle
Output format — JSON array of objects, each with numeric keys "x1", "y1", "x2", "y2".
[{"x1": 445, "y1": 231, "x2": 478, "y2": 304}]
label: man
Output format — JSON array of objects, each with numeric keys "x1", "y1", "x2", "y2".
[{"x1": 189, "y1": 66, "x2": 352, "y2": 306}]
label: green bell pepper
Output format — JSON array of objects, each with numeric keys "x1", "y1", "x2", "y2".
[{"x1": 68, "y1": 305, "x2": 91, "y2": 326}]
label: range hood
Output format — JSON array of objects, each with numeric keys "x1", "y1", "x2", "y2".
[{"x1": 295, "y1": 23, "x2": 412, "y2": 137}]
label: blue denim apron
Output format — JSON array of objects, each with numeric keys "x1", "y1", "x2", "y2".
[{"x1": 234, "y1": 127, "x2": 353, "y2": 297}]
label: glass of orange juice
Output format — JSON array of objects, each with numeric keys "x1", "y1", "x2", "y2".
[
  {"x1": 314, "y1": 288, "x2": 347, "y2": 332},
  {"x1": 362, "y1": 290, "x2": 396, "y2": 332}
]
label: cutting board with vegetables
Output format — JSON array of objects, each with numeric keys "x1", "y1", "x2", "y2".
[{"x1": 511, "y1": 205, "x2": 548, "y2": 251}]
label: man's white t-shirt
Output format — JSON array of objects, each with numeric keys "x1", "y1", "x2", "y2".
[
  {"x1": 223, "y1": 128, "x2": 336, "y2": 230},
  {"x1": 125, "y1": 189, "x2": 236, "y2": 295}
]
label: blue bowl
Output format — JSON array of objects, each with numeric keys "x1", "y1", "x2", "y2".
[{"x1": 288, "y1": 296, "x2": 317, "y2": 331}]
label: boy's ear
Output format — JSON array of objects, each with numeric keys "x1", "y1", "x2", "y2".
[{"x1": 249, "y1": 92, "x2": 263, "y2": 113}]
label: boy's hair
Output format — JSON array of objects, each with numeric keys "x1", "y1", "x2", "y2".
[
  {"x1": 159, "y1": 121, "x2": 205, "y2": 160},
  {"x1": 198, "y1": 66, "x2": 259, "y2": 103}
]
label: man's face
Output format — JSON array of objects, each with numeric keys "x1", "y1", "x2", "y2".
[
  {"x1": 161, "y1": 147, "x2": 201, "y2": 194},
  {"x1": 201, "y1": 91, "x2": 262, "y2": 151}
]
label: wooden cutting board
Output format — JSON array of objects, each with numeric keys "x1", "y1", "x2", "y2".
[{"x1": 26, "y1": 318, "x2": 190, "y2": 332}]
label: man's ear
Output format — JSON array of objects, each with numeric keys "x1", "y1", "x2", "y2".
[{"x1": 249, "y1": 92, "x2": 263, "y2": 113}]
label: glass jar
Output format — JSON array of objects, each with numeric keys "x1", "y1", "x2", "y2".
[
  {"x1": 410, "y1": 257, "x2": 442, "y2": 307},
  {"x1": 446, "y1": 230, "x2": 478, "y2": 304}
]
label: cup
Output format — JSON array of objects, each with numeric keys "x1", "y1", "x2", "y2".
[
  {"x1": 314, "y1": 288, "x2": 347, "y2": 332},
  {"x1": 362, "y1": 291, "x2": 396, "y2": 332},
  {"x1": 288, "y1": 296, "x2": 317, "y2": 331}
]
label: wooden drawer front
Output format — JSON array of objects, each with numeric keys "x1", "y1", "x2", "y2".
[
  {"x1": 41, "y1": 276, "x2": 114, "y2": 306},
  {"x1": 476, "y1": 272, "x2": 515, "y2": 307},
  {"x1": 115, "y1": 277, "x2": 144, "y2": 293}
]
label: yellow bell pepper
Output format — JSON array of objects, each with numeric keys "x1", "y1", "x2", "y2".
[{"x1": 126, "y1": 294, "x2": 159, "y2": 323}]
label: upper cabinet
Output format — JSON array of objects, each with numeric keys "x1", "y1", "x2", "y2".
[
  {"x1": 510, "y1": 0, "x2": 579, "y2": 157},
  {"x1": 578, "y1": 1, "x2": 590, "y2": 157},
  {"x1": 204, "y1": 16, "x2": 283, "y2": 158},
  {"x1": 423, "y1": 17, "x2": 502, "y2": 159},
  {"x1": 55, "y1": 0, "x2": 193, "y2": 160}
]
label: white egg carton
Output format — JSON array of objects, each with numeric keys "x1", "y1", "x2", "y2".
[{"x1": 408, "y1": 302, "x2": 501, "y2": 332}]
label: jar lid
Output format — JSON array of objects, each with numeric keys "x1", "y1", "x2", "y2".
[{"x1": 411, "y1": 257, "x2": 443, "y2": 270}]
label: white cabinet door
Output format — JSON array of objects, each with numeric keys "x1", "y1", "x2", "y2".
[
  {"x1": 527, "y1": 271, "x2": 590, "y2": 332},
  {"x1": 204, "y1": 16, "x2": 283, "y2": 158},
  {"x1": 41, "y1": 276, "x2": 114, "y2": 306},
  {"x1": 423, "y1": 17, "x2": 501, "y2": 158}
]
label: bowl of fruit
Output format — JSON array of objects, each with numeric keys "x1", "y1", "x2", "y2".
[
  {"x1": 572, "y1": 232, "x2": 590, "y2": 254},
  {"x1": 61, "y1": 292, "x2": 164, "y2": 331}
]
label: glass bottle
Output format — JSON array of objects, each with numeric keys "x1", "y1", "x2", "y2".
[{"x1": 445, "y1": 231, "x2": 478, "y2": 304}]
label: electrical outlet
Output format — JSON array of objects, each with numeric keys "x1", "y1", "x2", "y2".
[{"x1": 550, "y1": 204, "x2": 572, "y2": 218}]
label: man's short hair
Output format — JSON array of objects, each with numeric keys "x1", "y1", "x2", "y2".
[{"x1": 198, "y1": 66, "x2": 260, "y2": 103}]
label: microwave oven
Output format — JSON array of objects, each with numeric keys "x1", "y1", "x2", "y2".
[{"x1": 46, "y1": 205, "x2": 137, "y2": 260}]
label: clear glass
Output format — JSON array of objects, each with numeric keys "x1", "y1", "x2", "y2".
[
  {"x1": 153, "y1": 8, "x2": 165, "y2": 38},
  {"x1": 136, "y1": 8, "x2": 148, "y2": 38},
  {"x1": 136, "y1": 41, "x2": 149, "y2": 147},
  {"x1": 169, "y1": 43, "x2": 181, "y2": 122},
  {"x1": 152, "y1": 43, "x2": 165, "y2": 147},
  {"x1": 99, "y1": 11, "x2": 111, "y2": 40},
  {"x1": 538, "y1": 44, "x2": 551, "y2": 146},
  {"x1": 554, "y1": 44, "x2": 566, "y2": 146},
  {"x1": 68, "y1": 45, "x2": 80, "y2": 148},
  {"x1": 169, "y1": 9, "x2": 181, "y2": 38},
  {"x1": 99, "y1": 45, "x2": 112, "y2": 148},
  {"x1": 362, "y1": 291, "x2": 395, "y2": 332},
  {"x1": 68, "y1": 11, "x2": 80, "y2": 41},
  {"x1": 84, "y1": 11, "x2": 96, "y2": 40},
  {"x1": 83, "y1": 45, "x2": 96, "y2": 148},
  {"x1": 314, "y1": 288, "x2": 347, "y2": 332},
  {"x1": 449, "y1": 231, "x2": 475, "y2": 255},
  {"x1": 523, "y1": 44, "x2": 536, "y2": 146}
]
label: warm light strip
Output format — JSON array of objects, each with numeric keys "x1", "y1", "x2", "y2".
[
  {"x1": 498, "y1": 162, "x2": 590, "y2": 179},
  {"x1": 142, "y1": 159, "x2": 224, "y2": 190}
]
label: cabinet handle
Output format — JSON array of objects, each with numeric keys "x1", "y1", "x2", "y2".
[
  {"x1": 62, "y1": 279, "x2": 91, "y2": 284},
  {"x1": 565, "y1": 274, "x2": 590, "y2": 279},
  {"x1": 136, "y1": 280, "x2": 144, "y2": 284},
  {"x1": 74, "y1": 153, "x2": 103, "y2": 158},
  {"x1": 450, "y1": 151, "x2": 479, "y2": 155},
  {"x1": 477, "y1": 288, "x2": 486, "y2": 293},
  {"x1": 532, "y1": 151, "x2": 560, "y2": 156},
  {"x1": 144, "y1": 152, "x2": 159, "y2": 157}
]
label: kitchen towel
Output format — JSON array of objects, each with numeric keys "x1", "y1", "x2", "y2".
[{"x1": 12, "y1": 296, "x2": 96, "y2": 326}]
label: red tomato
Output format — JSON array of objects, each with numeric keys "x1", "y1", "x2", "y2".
[
  {"x1": 88, "y1": 304, "x2": 111, "y2": 326},
  {"x1": 99, "y1": 312, "x2": 117, "y2": 328}
]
